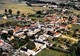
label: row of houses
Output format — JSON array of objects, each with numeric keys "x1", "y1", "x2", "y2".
[{"x1": 1, "y1": 11, "x2": 80, "y2": 55}]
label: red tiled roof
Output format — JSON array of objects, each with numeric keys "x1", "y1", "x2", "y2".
[
  {"x1": 50, "y1": 31, "x2": 60, "y2": 35},
  {"x1": 77, "y1": 18, "x2": 80, "y2": 19},
  {"x1": 50, "y1": 31, "x2": 56, "y2": 33},
  {"x1": 0, "y1": 41, "x2": 2, "y2": 43},
  {"x1": 66, "y1": 19, "x2": 68, "y2": 21},
  {"x1": 25, "y1": 17, "x2": 28, "y2": 19},
  {"x1": 43, "y1": 36, "x2": 47, "y2": 39},
  {"x1": 61, "y1": 20, "x2": 64, "y2": 22},
  {"x1": 22, "y1": 27, "x2": 29, "y2": 29},
  {"x1": 60, "y1": 25, "x2": 66, "y2": 28},
  {"x1": 45, "y1": 21, "x2": 49, "y2": 23},
  {"x1": 11, "y1": 43, "x2": 14, "y2": 45},
  {"x1": 51, "y1": 17, "x2": 55, "y2": 19},
  {"x1": 15, "y1": 26, "x2": 21, "y2": 29},
  {"x1": 71, "y1": 20, "x2": 75, "y2": 22},
  {"x1": 46, "y1": 17, "x2": 55, "y2": 20},
  {"x1": 18, "y1": 34, "x2": 23, "y2": 36},
  {"x1": 33, "y1": 20, "x2": 37, "y2": 22},
  {"x1": 45, "y1": 17, "x2": 49, "y2": 20},
  {"x1": 14, "y1": 30, "x2": 18, "y2": 32},
  {"x1": 31, "y1": 24, "x2": 36, "y2": 25},
  {"x1": 39, "y1": 22, "x2": 41, "y2": 24},
  {"x1": 55, "y1": 33, "x2": 60, "y2": 35},
  {"x1": 54, "y1": 26, "x2": 57, "y2": 28}
]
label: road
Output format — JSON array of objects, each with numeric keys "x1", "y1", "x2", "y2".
[{"x1": 62, "y1": 35, "x2": 79, "y2": 42}]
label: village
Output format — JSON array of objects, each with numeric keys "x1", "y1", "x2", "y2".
[{"x1": 0, "y1": 1, "x2": 80, "y2": 56}]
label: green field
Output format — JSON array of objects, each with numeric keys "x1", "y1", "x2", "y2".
[
  {"x1": 36, "y1": 48, "x2": 67, "y2": 56},
  {"x1": 71, "y1": 24, "x2": 80, "y2": 30},
  {"x1": 30, "y1": 17, "x2": 46, "y2": 21}
]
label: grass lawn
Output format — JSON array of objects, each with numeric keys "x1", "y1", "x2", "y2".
[
  {"x1": 30, "y1": 17, "x2": 46, "y2": 22},
  {"x1": 36, "y1": 48, "x2": 67, "y2": 56}
]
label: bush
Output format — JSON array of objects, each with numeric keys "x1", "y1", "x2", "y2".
[
  {"x1": 53, "y1": 44, "x2": 57, "y2": 47},
  {"x1": 26, "y1": 41, "x2": 36, "y2": 50},
  {"x1": 1, "y1": 33, "x2": 8, "y2": 40}
]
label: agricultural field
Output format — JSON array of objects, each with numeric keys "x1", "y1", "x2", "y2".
[
  {"x1": 70, "y1": 10, "x2": 80, "y2": 15},
  {"x1": 0, "y1": 3, "x2": 49, "y2": 16}
]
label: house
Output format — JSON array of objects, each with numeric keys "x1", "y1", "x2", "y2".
[
  {"x1": 14, "y1": 31, "x2": 24, "y2": 36},
  {"x1": 38, "y1": 35, "x2": 47, "y2": 41},
  {"x1": 48, "y1": 5, "x2": 58, "y2": 9},
  {"x1": 1, "y1": 30, "x2": 8, "y2": 34},
  {"x1": 7, "y1": 36, "x2": 14, "y2": 41},
  {"x1": 48, "y1": 31, "x2": 61, "y2": 37},
  {"x1": 16, "y1": 18, "x2": 22, "y2": 21},
  {"x1": 15, "y1": 26, "x2": 21, "y2": 30},
  {"x1": 0, "y1": 40, "x2": 4, "y2": 46},
  {"x1": 20, "y1": 40, "x2": 46, "y2": 56},
  {"x1": 0, "y1": 39, "x2": 13, "y2": 52},
  {"x1": 59, "y1": 25, "x2": 67, "y2": 29},
  {"x1": 22, "y1": 27, "x2": 29, "y2": 31},
  {"x1": 3, "y1": 16, "x2": 7, "y2": 19},
  {"x1": 76, "y1": 18, "x2": 80, "y2": 24},
  {"x1": 18, "y1": 34, "x2": 26, "y2": 39},
  {"x1": 27, "y1": 27, "x2": 40, "y2": 36},
  {"x1": 54, "y1": 32, "x2": 61, "y2": 37}
]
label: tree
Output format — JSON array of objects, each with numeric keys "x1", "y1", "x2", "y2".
[
  {"x1": 66, "y1": 53, "x2": 71, "y2": 56},
  {"x1": 70, "y1": 50, "x2": 76, "y2": 56},
  {"x1": 47, "y1": 38, "x2": 53, "y2": 44},
  {"x1": 24, "y1": 31, "x2": 28, "y2": 35},
  {"x1": 59, "y1": 3, "x2": 65, "y2": 8},
  {"x1": 0, "y1": 48, "x2": 3, "y2": 56},
  {"x1": 13, "y1": 41, "x2": 20, "y2": 49},
  {"x1": 76, "y1": 41, "x2": 80, "y2": 56},
  {"x1": 17, "y1": 11, "x2": 20, "y2": 16},
  {"x1": 53, "y1": 44, "x2": 57, "y2": 47},
  {"x1": 21, "y1": 13, "x2": 25, "y2": 17},
  {"x1": 30, "y1": 34, "x2": 35, "y2": 39},
  {"x1": 0, "y1": 24, "x2": 4, "y2": 27},
  {"x1": 77, "y1": 15, "x2": 80, "y2": 18},
  {"x1": 76, "y1": 46, "x2": 80, "y2": 56},
  {"x1": 26, "y1": 2, "x2": 32, "y2": 6},
  {"x1": 47, "y1": 31, "x2": 51, "y2": 35},
  {"x1": 26, "y1": 41, "x2": 36, "y2": 50},
  {"x1": 8, "y1": 9, "x2": 12, "y2": 15},
  {"x1": 19, "y1": 39, "x2": 26, "y2": 46},
  {"x1": 8, "y1": 30, "x2": 13, "y2": 35},
  {"x1": 69, "y1": 16, "x2": 73, "y2": 21},
  {"x1": 1, "y1": 33, "x2": 8, "y2": 40},
  {"x1": 25, "y1": 35, "x2": 30, "y2": 42},
  {"x1": 5, "y1": 9, "x2": 7, "y2": 14},
  {"x1": 9, "y1": 39, "x2": 20, "y2": 49},
  {"x1": 52, "y1": 2, "x2": 56, "y2": 5},
  {"x1": 68, "y1": 41, "x2": 80, "y2": 56},
  {"x1": 66, "y1": 3, "x2": 75, "y2": 7},
  {"x1": 36, "y1": 11, "x2": 42, "y2": 14},
  {"x1": 73, "y1": 29, "x2": 79, "y2": 37}
]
